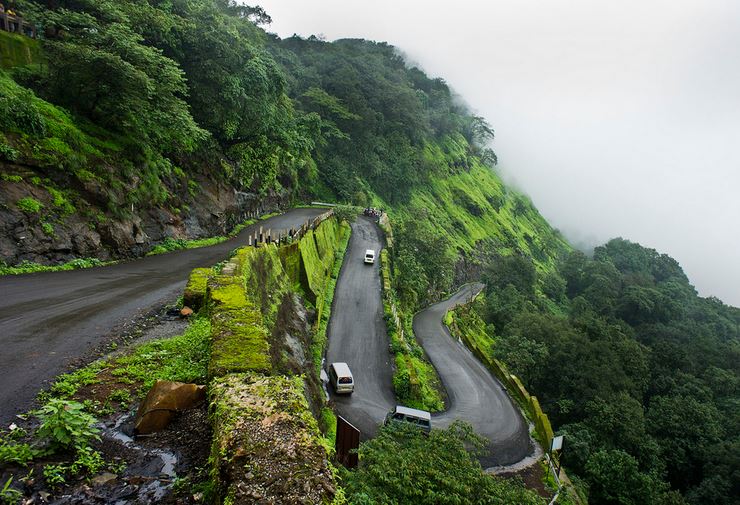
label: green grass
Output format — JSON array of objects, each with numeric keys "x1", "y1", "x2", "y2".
[
  {"x1": 16, "y1": 196, "x2": 42, "y2": 213},
  {"x1": 147, "y1": 236, "x2": 227, "y2": 256},
  {"x1": 0, "y1": 173, "x2": 22, "y2": 182},
  {"x1": 0, "y1": 31, "x2": 42, "y2": 69},
  {"x1": 0, "y1": 258, "x2": 110, "y2": 276},
  {"x1": 43, "y1": 317, "x2": 211, "y2": 403},
  {"x1": 111, "y1": 317, "x2": 211, "y2": 392}
]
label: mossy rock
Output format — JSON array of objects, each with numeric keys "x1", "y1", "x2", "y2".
[
  {"x1": 207, "y1": 276, "x2": 271, "y2": 378},
  {"x1": 298, "y1": 218, "x2": 340, "y2": 304},
  {"x1": 183, "y1": 267, "x2": 213, "y2": 311},
  {"x1": 209, "y1": 374, "x2": 337, "y2": 504},
  {"x1": 278, "y1": 241, "x2": 302, "y2": 291},
  {"x1": 239, "y1": 243, "x2": 291, "y2": 323}
]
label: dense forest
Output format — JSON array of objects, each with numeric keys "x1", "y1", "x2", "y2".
[
  {"x1": 1, "y1": 1, "x2": 737, "y2": 504},
  {"x1": 454, "y1": 238, "x2": 740, "y2": 504}
]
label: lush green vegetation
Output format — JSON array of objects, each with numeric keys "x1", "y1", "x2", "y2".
[
  {"x1": 0, "y1": 30, "x2": 41, "y2": 69},
  {"x1": 456, "y1": 239, "x2": 739, "y2": 504},
  {"x1": 342, "y1": 421, "x2": 541, "y2": 504},
  {"x1": 3, "y1": 1, "x2": 564, "y2": 280},
  {"x1": 0, "y1": 257, "x2": 108, "y2": 275},
  {"x1": 42, "y1": 316, "x2": 211, "y2": 403},
  {"x1": 2, "y1": 2, "x2": 736, "y2": 504}
]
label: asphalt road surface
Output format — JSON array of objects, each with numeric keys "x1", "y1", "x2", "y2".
[
  {"x1": 0, "y1": 207, "x2": 325, "y2": 425},
  {"x1": 326, "y1": 216, "x2": 395, "y2": 439},
  {"x1": 326, "y1": 218, "x2": 533, "y2": 467},
  {"x1": 414, "y1": 283, "x2": 533, "y2": 468}
]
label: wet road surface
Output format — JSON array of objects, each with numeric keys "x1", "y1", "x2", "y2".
[
  {"x1": 326, "y1": 218, "x2": 533, "y2": 467},
  {"x1": 0, "y1": 208, "x2": 325, "y2": 425},
  {"x1": 326, "y1": 217, "x2": 395, "y2": 439},
  {"x1": 415, "y1": 283, "x2": 533, "y2": 467}
]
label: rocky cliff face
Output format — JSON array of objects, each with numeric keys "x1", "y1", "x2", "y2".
[{"x1": 0, "y1": 173, "x2": 291, "y2": 265}]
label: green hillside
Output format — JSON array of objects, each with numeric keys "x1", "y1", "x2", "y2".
[
  {"x1": 0, "y1": 30, "x2": 42, "y2": 68},
  {"x1": 0, "y1": 2, "x2": 737, "y2": 504}
]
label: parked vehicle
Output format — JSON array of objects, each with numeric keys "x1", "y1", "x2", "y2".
[
  {"x1": 364, "y1": 249, "x2": 376, "y2": 264},
  {"x1": 328, "y1": 362, "x2": 354, "y2": 394},
  {"x1": 384, "y1": 405, "x2": 432, "y2": 434}
]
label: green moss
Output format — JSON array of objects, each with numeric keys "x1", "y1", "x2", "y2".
[
  {"x1": 0, "y1": 31, "x2": 42, "y2": 69},
  {"x1": 183, "y1": 267, "x2": 214, "y2": 311},
  {"x1": 298, "y1": 218, "x2": 341, "y2": 303},
  {"x1": 209, "y1": 374, "x2": 336, "y2": 505},
  {"x1": 207, "y1": 276, "x2": 271, "y2": 378},
  {"x1": 16, "y1": 196, "x2": 43, "y2": 213},
  {"x1": 238, "y1": 244, "x2": 291, "y2": 325},
  {"x1": 41, "y1": 221, "x2": 54, "y2": 236},
  {"x1": 278, "y1": 241, "x2": 302, "y2": 291}
]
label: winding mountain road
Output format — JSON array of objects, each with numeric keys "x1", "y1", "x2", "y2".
[
  {"x1": 326, "y1": 217, "x2": 395, "y2": 438},
  {"x1": 414, "y1": 284, "x2": 533, "y2": 467},
  {"x1": 0, "y1": 207, "x2": 325, "y2": 425},
  {"x1": 327, "y1": 218, "x2": 533, "y2": 467}
]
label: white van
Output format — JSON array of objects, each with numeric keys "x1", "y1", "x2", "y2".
[
  {"x1": 364, "y1": 249, "x2": 376, "y2": 264},
  {"x1": 384, "y1": 405, "x2": 432, "y2": 434},
  {"x1": 329, "y1": 362, "x2": 354, "y2": 394}
]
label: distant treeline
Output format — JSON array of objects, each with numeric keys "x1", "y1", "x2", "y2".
[{"x1": 462, "y1": 237, "x2": 739, "y2": 504}]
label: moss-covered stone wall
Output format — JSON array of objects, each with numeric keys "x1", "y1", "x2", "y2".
[
  {"x1": 183, "y1": 267, "x2": 214, "y2": 311},
  {"x1": 209, "y1": 374, "x2": 337, "y2": 504},
  {"x1": 183, "y1": 214, "x2": 346, "y2": 504},
  {"x1": 207, "y1": 273, "x2": 271, "y2": 378}
]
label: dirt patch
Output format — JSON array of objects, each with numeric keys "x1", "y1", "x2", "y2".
[{"x1": 499, "y1": 461, "x2": 551, "y2": 498}]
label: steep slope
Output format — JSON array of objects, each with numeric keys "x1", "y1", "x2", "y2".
[{"x1": 1, "y1": 3, "x2": 736, "y2": 504}]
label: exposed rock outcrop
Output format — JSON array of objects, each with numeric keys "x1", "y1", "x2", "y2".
[{"x1": 0, "y1": 171, "x2": 291, "y2": 266}]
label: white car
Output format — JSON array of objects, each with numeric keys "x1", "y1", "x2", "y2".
[
  {"x1": 364, "y1": 249, "x2": 376, "y2": 264},
  {"x1": 384, "y1": 405, "x2": 432, "y2": 434},
  {"x1": 328, "y1": 362, "x2": 354, "y2": 394}
]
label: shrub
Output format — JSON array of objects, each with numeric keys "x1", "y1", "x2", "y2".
[
  {"x1": 0, "y1": 92, "x2": 46, "y2": 136},
  {"x1": 16, "y1": 196, "x2": 43, "y2": 213},
  {"x1": 33, "y1": 399, "x2": 101, "y2": 452},
  {"x1": 0, "y1": 143, "x2": 18, "y2": 162},
  {"x1": 0, "y1": 441, "x2": 36, "y2": 466}
]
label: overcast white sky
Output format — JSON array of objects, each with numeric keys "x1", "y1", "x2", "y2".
[{"x1": 257, "y1": 0, "x2": 740, "y2": 307}]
